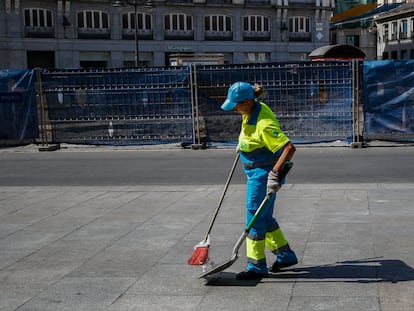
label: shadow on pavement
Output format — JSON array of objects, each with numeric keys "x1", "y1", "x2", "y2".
[
  {"x1": 269, "y1": 257, "x2": 414, "y2": 284},
  {"x1": 203, "y1": 257, "x2": 414, "y2": 286},
  {"x1": 204, "y1": 272, "x2": 262, "y2": 287}
]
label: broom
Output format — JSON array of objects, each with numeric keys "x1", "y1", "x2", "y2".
[{"x1": 188, "y1": 153, "x2": 240, "y2": 265}]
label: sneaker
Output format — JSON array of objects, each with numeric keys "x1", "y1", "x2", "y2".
[
  {"x1": 269, "y1": 250, "x2": 298, "y2": 273},
  {"x1": 236, "y1": 270, "x2": 268, "y2": 280}
]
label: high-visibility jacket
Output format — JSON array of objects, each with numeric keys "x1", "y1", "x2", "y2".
[{"x1": 238, "y1": 101, "x2": 289, "y2": 154}]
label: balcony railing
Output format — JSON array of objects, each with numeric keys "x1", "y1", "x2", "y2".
[
  {"x1": 204, "y1": 30, "x2": 233, "y2": 41},
  {"x1": 164, "y1": 29, "x2": 194, "y2": 40},
  {"x1": 122, "y1": 29, "x2": 153, "y2": 40},
  {"x1": 243, "y1": 31, "x2": 271, "y2": 41},
  {"x1": 77, "y1": 28, "x2": 111, "y2": 39},
  {"x1": 246, "y1": 0, "x2": 271, "y2": 5},
  {"x1": 25, "y1": 26, "x2": 54, "y2": 38},
  {"x1": 165, "y1": 0, "x2": 193, "y2": 3},
  {"x1": 206, "y1": 0, "x2": 232, "y2": 4},
  {"x1": 399, "y1": 32, "x2": 408, "y2": 40},
  {"x1": 288, "y1": 32, "x2": 312, "y2": 42}
]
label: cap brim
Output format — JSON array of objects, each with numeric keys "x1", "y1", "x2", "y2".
[{"x1": 221, "y1": 98, "x2": 237, "y2": 111}]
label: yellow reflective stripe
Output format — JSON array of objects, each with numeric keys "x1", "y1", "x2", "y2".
[
  {"x1": 265, "y1": 228, "x2": 288, "y2": 252},
  {"x1": 246, "y1": 236, "x2": 266, "y2": 261}
]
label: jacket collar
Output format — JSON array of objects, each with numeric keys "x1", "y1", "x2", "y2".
[{"x1": 247, "y1": 101, "x2": 261, "y2": 125}]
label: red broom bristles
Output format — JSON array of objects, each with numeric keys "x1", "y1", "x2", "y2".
[{"x1": 188, "y1": 246, "x2": 209, "y2": 265}]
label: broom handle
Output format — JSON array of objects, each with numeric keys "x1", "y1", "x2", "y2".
[{"x1": 203, "y1": 152, "x2": 240, "y2": 241}]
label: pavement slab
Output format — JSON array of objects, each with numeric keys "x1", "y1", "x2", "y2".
[{"x1": 0, "y1": 184, "x2": 414, "y2": 311}]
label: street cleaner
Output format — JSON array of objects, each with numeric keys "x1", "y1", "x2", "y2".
[{"x1": 221, "y1": 81, "x2": 298, "y2": 280}]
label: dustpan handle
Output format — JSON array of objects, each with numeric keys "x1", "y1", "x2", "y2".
[
  {"x1": 232, "y1": 193, "x2": 272, "y2": 255},
  {"x1": 245, "y1": 194, "x2": 271, "y2": 232},
  {"x1": 245, "y1": 160, "x2": 294, "y2": 233}
]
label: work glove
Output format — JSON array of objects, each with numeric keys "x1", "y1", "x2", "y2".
[{"x1": 267, "y1": 170, "x2": 281, "y2": 194}]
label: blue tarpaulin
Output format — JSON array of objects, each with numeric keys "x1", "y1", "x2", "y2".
[
  {"x1": 364, "y1": 60, "x2": 414, "y2": 137},
  {"x1": 0, "y1": 69, "x2": 39, "y2": 141}
]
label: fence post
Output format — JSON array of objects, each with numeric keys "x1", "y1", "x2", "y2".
[
  {"x1": 190, "y1": 64, "x2": 206, "y2": 149},
  {"x1": 350, "y1": 60, "x2": 364, "y2": 148},
  {"x1": 35, "y1": 68, "x2": 60, "y2": 151}
]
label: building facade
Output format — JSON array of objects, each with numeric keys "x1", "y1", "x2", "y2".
[
  {"x1": 334, "y1": 0, "x2": 375, "y2": 15},
  {"x1": 375, "y1": 3, "x2": 414, "y2": 60},
  {"x1": 330, "y1": 1, "x2": 414, "y2": 61},
  {"x1": 330, "y1": 3, "x2": 390, "y2": 60},
  {"x1": 0, "y1": 0, "x2": 335, "y2": 69}
]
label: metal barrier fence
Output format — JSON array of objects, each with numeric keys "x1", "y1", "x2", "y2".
[
  {"x1": 36, "y1": 61, "x2": 362, "y2": 147},
  {"x1": 0, "y1": 69, "x2": 38, "y2": 143},
  {"x1": 38, "y1": 67, "x2": 193, "y2": 145},
  {"x1": 194, "y1": 61, "x2": 360, "y2": 144},
  {"x1": 364, "y1": 60, "x2": 414, "y2": 142}
]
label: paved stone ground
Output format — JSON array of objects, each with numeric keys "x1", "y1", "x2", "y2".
[{"x1": 1, "y1": 183, "x2": 414, "y2": 311}]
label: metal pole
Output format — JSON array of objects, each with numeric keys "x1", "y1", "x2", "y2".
[
  {"x1": 194, "y1": 65, "x2": 201, "y2": 146},
  {"x1": 189, "y1": 65, "x2": 196, "y2": 145},
  {"x1": 134, "y1": 1, "x2": 139, "y2": 67},
  {"x1": 36, "y1": 68, "x2": 60, "y2": 151},
  {"x1": 114, "y1": 0, "x2": 147, "y2": 67},
  {"x1": 190, "y1": 64, "x2": 204, "y2": 149},
  {"x1": 351, "y1": 60, "x2": 362, "y2": 148},
  {"x1": 35, "y1": 68, "x2": 47, "y2": 147}
]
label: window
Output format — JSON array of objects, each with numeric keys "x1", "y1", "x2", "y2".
[
  {"x1": 205, "y1": 15, "x2": 232, "y2": 32},
  {"x1": 383, "y1": 24, "x2": 389, "y2": 42},
  {"x1": 401, "y1": 50, "x2": 408, "y2": 59},
  {"x1": 331, "y1": 32, "x2": 337, "y2": 44},
  {"x1": 77, "y1": 10, "x2": 110, "y2": 39},
  {"x1": 24, "y1": 8, "x2": 53, "y2": 27},
  {"x1": 245, "y1": 52, "x2": 269, "y2": 63},
  {"x1": 288, "y1": 16, "x2": 311, "y2": 42},
  {"x1": 164, "y1": 13, "x2": 193, "y2": 40},
  {"x1": 77, "y1": 10, "x2": 109, "y2": 29},
  {"x1": 205, "y1": 15, "x2": 232, "y2": 40},
  {"x1": 80, "y1": 52, "x2": 110, "y2": 69},
  {"x1": 243, "y1": 15, "x2": 269, "y2": 32},
  {"x1": 391, "y1": 21, "x2": 398, "y2": 40},
  {"x1": 400, "y1": 20, "x2": 408, "y2": 39},
  {"x1": 164, "y1": 13, "x2": 193, "y2": 31},
  {"x1": 27, "y1": 51, "x2": 55, "y2": 68},
  {"x1": 289, "y1": 16, "x2": 310, "y2": 33},
  {"x1": 122, "y1": 12, "x2": 152, "y2": 30},
  {"x1": 411, "y1": 19, "x2": 414, "y2": 37},
  {"x1": 346, "y1": 35, "x2": 359, "y2": 47}
]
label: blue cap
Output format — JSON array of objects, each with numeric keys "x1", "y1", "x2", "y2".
[{"x1": 221, "y1": 82, "x2": 254, "y2": 111}]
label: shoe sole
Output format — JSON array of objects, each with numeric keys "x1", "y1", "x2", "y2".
[{"x1": 269, "y1": 261, "x2": 298, "y2": 273}]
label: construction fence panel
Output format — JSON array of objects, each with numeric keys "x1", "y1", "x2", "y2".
[
  {"x1": 364, "y1": 60, "x2": 414, "y2": 142},
  {"x1": 0, "y1": 69, "x2": 38, "y2": 142},
  {"x1": 5, "y1": 60, "x2": 414, "y2": 147},
  {"x1": 194, "y1": 61, "x2": 355, "y2": 144},
  {"x1": 37, "y1": 62, "x2": 359, "y2": 146},
  {"x1": 39, "y1": 67, "x2": 193, "y2": 145}
]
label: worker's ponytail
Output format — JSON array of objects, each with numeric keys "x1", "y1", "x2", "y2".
[{"x1": 253, "y1": 83, "x2": 266, "y2": 99}]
